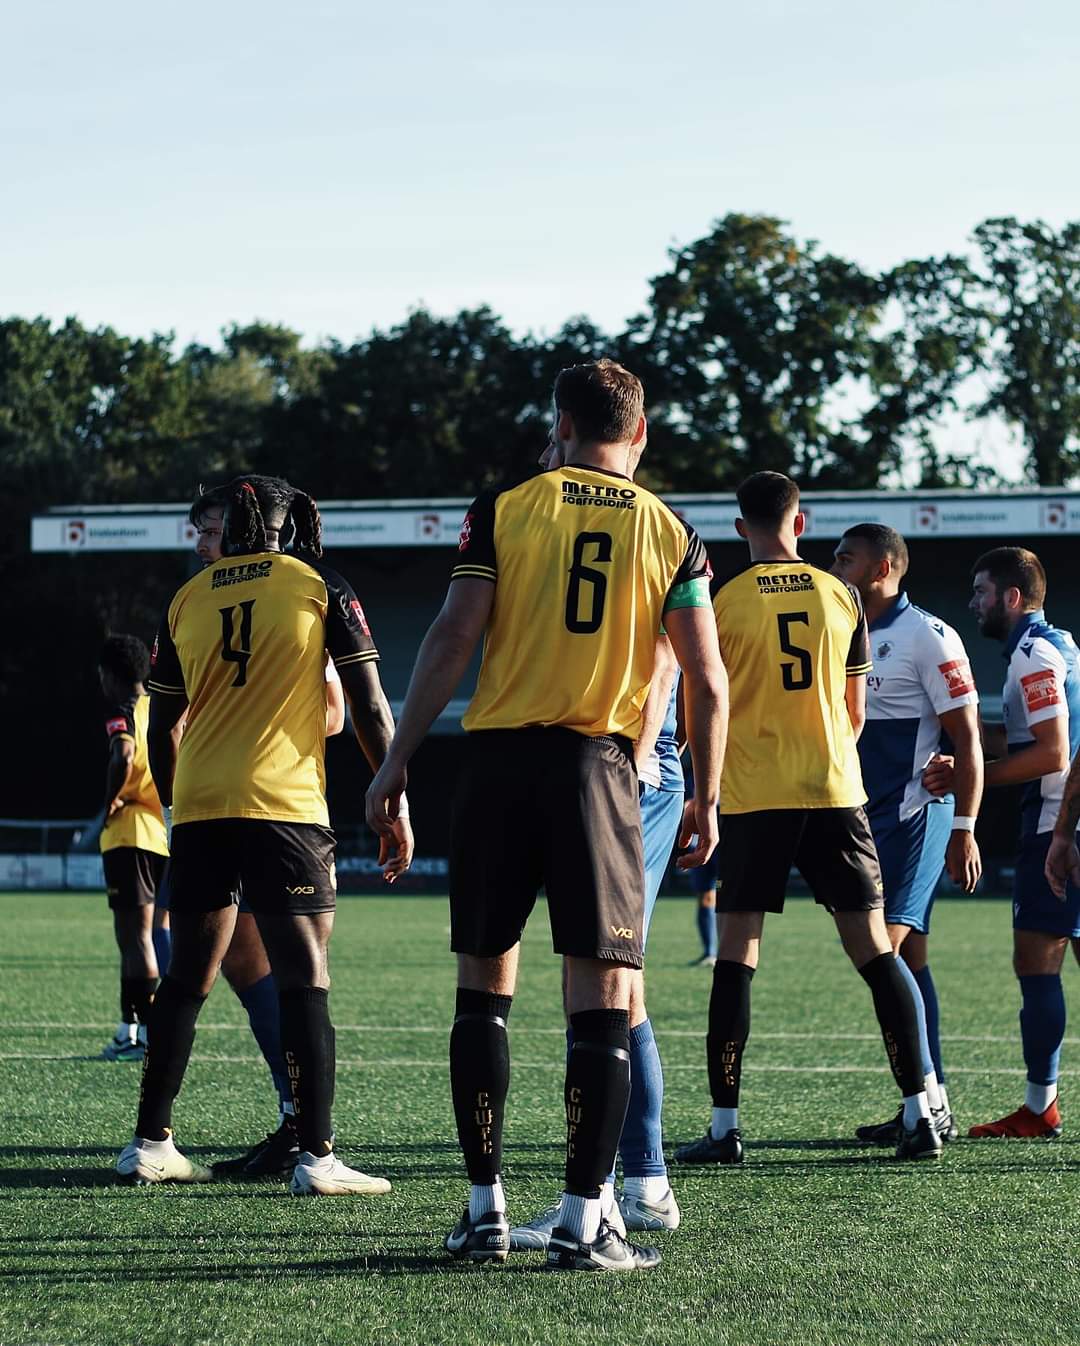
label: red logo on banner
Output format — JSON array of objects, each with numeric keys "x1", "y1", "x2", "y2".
[
  {"x1": 915, "y1": 504, "x2": 939, "y2": 532},
  {"x1": 938, "y1": 659, "x2": 975, "y2": 698},
  {"x1": 1021, "y1": 669, "x2": 1059, "y2": 712},
  {"x1": 1041, "y1": 500, "x2": 1067, "y2": 531},
  {"x1": 458, "y1": 513, "x2": 474, "y2": 552},
  {"x1": 66, "y1": 520, "x2": 86, "y2": 546}
]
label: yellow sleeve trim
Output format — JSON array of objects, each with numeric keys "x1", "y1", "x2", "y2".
[
  {"x1": 147, "y1": 680, "x2": 187, "y2": 695},
  {"x1": 333, "y1": 650, "x2": 380, "y2": 668},
  {"x1": 451, "y1": 565, "x2": 497, "y2": 582},
  {"x1": 846, "y1": 662, "x2": 873, "y2": 676}
]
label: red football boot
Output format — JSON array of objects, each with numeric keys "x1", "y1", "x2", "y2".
[{"x1": 968, "y1": 1100, "x2": 1062, "y2": 1138}]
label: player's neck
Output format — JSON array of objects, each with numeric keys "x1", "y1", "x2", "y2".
[
  {"x1": 746, "y1": 538, "x2": 801, "y2": 564},
  {"x1": 863, "y1": 588, "x2": 901, "y2": 625},
  {"x1": 564, "y1": 444, "x2": 633, "y2": 479}
]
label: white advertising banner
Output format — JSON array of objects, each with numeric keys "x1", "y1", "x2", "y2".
[
  {"x1": 0, "y1": 854, "x2": 65, "y2": 889},
  {"x1": 31, "y1": 493, "x2": 1080, "y2": 552}
]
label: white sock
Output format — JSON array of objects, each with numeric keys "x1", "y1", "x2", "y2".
[
  {"x1": 280, "y1": 1101, "x2": 296, "y2": 1118},
  {"x1": 938, "y1": 1084, "x2": 951, "y2": 1116},
  {"x1": 299, "y1": 1150, "x2": 334, "y2": 1168},
  {"x1": 558, "y1": 1192, "x2": 602, "y2": 1243},
  {"x1": 599, "y1": 1180, "x2": 615, "y2": 1217},
  {"x1": 469, "y1": 1178, "x2": 506, "y2": 1221},
  {"x1": 924, "y1": 1071, "x2": 943, "y2": 1113},
  {"x1": 623, "y1": 1175, "x2": 670, "y2": 1202},
  {"x1": 117, "y1": 1021, "x2": 137, "y2": 1042},
  {"x1": 902, "y1": 1092, "x2": 931, "y2": 1129},
  {"x1": 711, "y1": 1107, "x2": 738, "y2": 1139},
  {"x1": 136, "y1": 1134, "x2": 173, "y2": 1153},
  {"x1": 1025, "y1": 1081, "x2": 1058, "y2": 1115}
]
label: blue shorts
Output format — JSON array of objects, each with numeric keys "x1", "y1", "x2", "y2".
[
  {"x1": 870, "y1": 800, "x2": 953, "y2": 935},
  {"x1": 1014, "y1": 832, "x2": 1080, "y2": 939},
  {"x1": 640, "y1": 784, "x2": 685, "y2": 946},
  {"x1": 688, "y1": 847, "x2": 720, "y2": 895}
]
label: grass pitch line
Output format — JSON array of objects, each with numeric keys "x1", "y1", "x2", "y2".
[
  {"x1": 0, "y1": 1050, "x2": 1044, "y2": 1076},
  {"x1": 5, "y1": 1021, "x2": 1079, "y2": 1047}
]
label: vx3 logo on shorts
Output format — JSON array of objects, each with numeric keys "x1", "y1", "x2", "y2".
[
  {"x1": 609, "y1": 925, "x2": 635, "y2": 940},
  {"x1": 286, "y1": 885, "x2": 316, "y2": 895}
]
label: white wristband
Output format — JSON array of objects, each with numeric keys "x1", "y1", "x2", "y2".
[
  {"x1": 951, "y1": 815, "x2": 976, "y2": 833},
  {"x1": 396, "y1": 793, "x2": 410, "y2": 820}
]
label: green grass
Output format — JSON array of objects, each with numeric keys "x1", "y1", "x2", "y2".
[{"x1": 1, "y1": 893, "x2": 1078, "y2": 1346}]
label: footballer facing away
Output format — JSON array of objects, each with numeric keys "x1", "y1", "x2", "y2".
[
  {"x1": 116, "y1": 475, "x2": 412, "y2": 1193},
  {"x1": 676, "y1": 473, "x2": 943, "y2": 1166},
  {"x1": 367, "y1": 359, "x2": 728, "y2": 1272}
]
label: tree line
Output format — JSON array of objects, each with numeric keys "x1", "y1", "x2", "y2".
[{"x1": 1, "y1": 212, "x2": 1078, "y2": 818}]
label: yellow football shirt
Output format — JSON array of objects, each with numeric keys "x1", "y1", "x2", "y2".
[
  {"x1": 148, "y1": 551, "x2": 378, "y2": 826},
  {"x1": 714, "y1": 563, "x2": 871, "y2": 813},
  {"x1": 99, "y1": 694, "x2": 169, "y2": 856},
  {"x1": 454, "y1": 466, "x2": 711, "y2": 739}
]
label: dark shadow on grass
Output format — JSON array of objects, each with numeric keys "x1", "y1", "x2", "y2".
[{"x1": 0, "y1": 1253, "x2": 521, "y2": 1282}]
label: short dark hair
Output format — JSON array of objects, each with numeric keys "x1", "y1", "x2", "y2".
[
  {"x1": 100, "y1": 634, "x2": 150, "y2": 685},
  {"x1": 736, "y1": 472, "x2": 800, "y2": 527},
  {"x1": 553, "y1": 359, "x2": 644, "y2": 446},
  {"x1": 188, "y1": 483, "x2": 230, "y2": 528},
  {"x1": 971, "y1": 546, "x2": 1046, "y2": 609},
  {"x1": 841, "y1": 523, "x2": 909, "y2": 579}
]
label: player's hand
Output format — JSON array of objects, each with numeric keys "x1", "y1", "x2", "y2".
[
  {"x1": 1044, "y1": 832, "x2": 1080, "y2": 901},
  {"x1": 677, "y1": 798, "x2": 718, "y2": 870},
  {"x1": 922, "y1": 754, "x2": 955, "y2": 796},
  {"x1": 106, "y1": 797, "x2": 126, "y2": 820},
  {"x1": 378, "y1": 816, "x2": 414, "y2": 885},
  {"x1": 945, "y1": 830, "x2": 981, "y2": 893},
  {"x1": 365, "y1": 761, "x2": 408, "y2": 840}
]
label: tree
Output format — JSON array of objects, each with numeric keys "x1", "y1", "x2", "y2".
[
  {"x1": 627, "y1": 214, "x2": 886, "y2": 489},
  {"x1": 974, "y1": 218, "x2": 1080, "y2": 485}
]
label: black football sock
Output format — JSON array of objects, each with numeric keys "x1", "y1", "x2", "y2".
[
  {"x1": 858, "y1": 952, "x2": 924, "y2": 1098},
  {"x1": 707, "y1": 960, "x2": 755, "y2": 1109},
  {"x1": 278, "y1": 987, "x2": 336, "y2": 1157},
  {"x1": 121, "y1": 976, "x2": 158, "y2": 1026},
  {"x1": 449, "y1": 988, "x2": 512, "y2": 1185},
  {"x1": 563, "y1": 1009, "x2": 631, "y2": 1199},
  {"x1": 135, "y1": 976, "x2": 206, "y2": 1140}
]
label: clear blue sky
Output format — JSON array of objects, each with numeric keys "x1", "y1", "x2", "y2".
[{"x1": 4, "y1": 0, "x2": 1078, "y2": 356}]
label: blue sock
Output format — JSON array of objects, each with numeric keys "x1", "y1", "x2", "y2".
[
  {"x1": 236, "y1": 974, "x2": 291, "y2": 1113},
  {"x1": 619, "y1": 1019, "x2": 667, "y2": 1178},
  {"x1": 1018, "y1": 974, "x2": 1065, "y2": 1085},
  {"x1": 894, "y1": 954, "x2": 934, "y2": 1080},
  {"x1": 152, "y1": 924, "x2": 172, "y2": 977},
  {"x1": 912, "y1": 964, "x2": 945, "y2": 1082},
  {"x1": 696, "y1": 904, "x2": 718, "y2": 958}
]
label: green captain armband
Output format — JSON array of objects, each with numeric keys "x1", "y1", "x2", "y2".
[{"x1": 663, "y1": 576, "x2": 711, "y2": 613}]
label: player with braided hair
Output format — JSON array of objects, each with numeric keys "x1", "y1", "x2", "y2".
[
  {"x1": 172, "y1": 484, "x2": 343, "y2": 1179},
  {"x1": 117, "y1": 474, "x2": 411, "y2": 1193}
]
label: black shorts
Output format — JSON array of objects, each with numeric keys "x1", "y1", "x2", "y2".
[
  {"x1": 716, "y1": 807, "x2": 883, "y2": 915},
  {"x1": 450, "y1": 728, "x2": 646, "y2": 967},
  {"x1": 103, "y1": 847, "x2": 166, "y2": 911},
  {"x1": 169, "y1": 819, "x2": 337, "y2": 916}
]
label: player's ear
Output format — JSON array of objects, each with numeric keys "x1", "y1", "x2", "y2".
[
  {"x1": 557, "y1": 408, "x2": 574, "y2": 446},
  {"x1": 792, "y1": 512, "x2": 806, "y2": 538},
  {"x1": 630, "y1": 414, "x2": 647, "y2": 448},
  {"x1": 734, "y1": 517, "x2": 748, "y2": 540}
]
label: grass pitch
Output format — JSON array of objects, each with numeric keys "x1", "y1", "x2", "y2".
[{"x1": 1, "y1": 893, "x2": 1077, "y2": 1346}]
